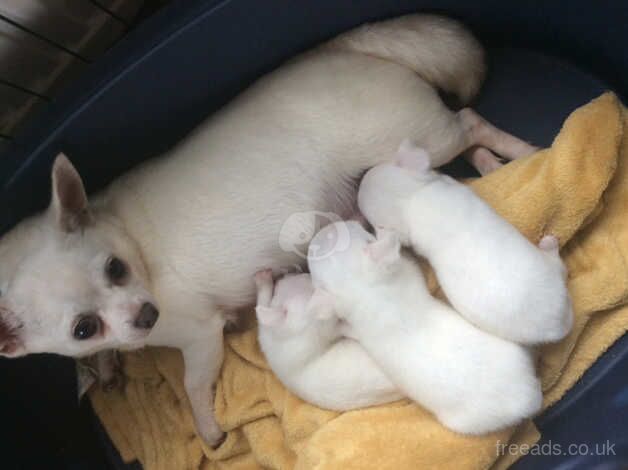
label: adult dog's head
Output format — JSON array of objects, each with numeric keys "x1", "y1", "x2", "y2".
[{"x1": 0, "y1": 155, "x2": 158, "y2": 358}]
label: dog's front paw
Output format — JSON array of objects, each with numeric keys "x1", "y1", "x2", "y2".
[
  {"x1": 197, "y1": 419, "x2": 226, "y2": 449},
  {"x1": 100, "y1": 367, "x2": 125, "y2": 393},
  {"x1": 97, "y1": 350, "x2": 125, "y2": 392}
]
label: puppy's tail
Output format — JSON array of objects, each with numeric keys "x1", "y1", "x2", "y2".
[{"x1": 326, "y1": 14, "x2": 485, "y2": 104}]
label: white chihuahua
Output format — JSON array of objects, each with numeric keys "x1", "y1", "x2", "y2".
[
  {"x1": 0, "y1": 15, "x2": 536, "y2": 445},
  {"x1": 253, "y1": 269, "x2": 402, "y2": 410},
  {"x1": 358, "y1": 141, "x2": 573, "y2": 345},
  {"x1": 308, "y1": 222, "x2": 543, "y2": 434}
]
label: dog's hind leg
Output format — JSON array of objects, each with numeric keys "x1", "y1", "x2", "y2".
[
  {"x1": 417, "y1": 106, "x2": 538, "y2": 174},
  {"x1": 458, "y1": 108, "x2": 539, "y2": 160},
  {"x1": 463, "y1": 146, "x2": 504, "y2": 175}
]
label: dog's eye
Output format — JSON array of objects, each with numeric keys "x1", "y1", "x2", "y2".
[
  {"x1": 105, "y1": 256, "x2": 128, "y2": 284},
  {"x1": 73, "y1": 315, "x2": 100, "y2": 340}
]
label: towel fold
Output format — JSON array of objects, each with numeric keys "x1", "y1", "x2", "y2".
[{"x1": 90, "y1": 93, "x2": 628, "y2": 470}]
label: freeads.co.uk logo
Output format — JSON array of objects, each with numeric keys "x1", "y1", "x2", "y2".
[{"x1": 279, "y1": 211, "x2": 351, "y2": 260}]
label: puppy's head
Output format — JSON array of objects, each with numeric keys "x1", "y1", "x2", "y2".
[
  {"x1": 309, "y1": 221, "x2": 402, "y2": 290},
  {"x1": 0, "y1": 154, "x2": 158, "y2": 358},
  {"x1": 255, "y1": 274, "x2": 340, "y2": 340},
  {"x1": 358, "y1": 140, "x2": 440, "y2": 237},
  {"x1": 256, "y1": 274, "x2": 320, "y2": 336}
]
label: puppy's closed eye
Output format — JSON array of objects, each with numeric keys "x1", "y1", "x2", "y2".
[{"x1": 105, "y1": 256, "x2": 128, "y2": 285}]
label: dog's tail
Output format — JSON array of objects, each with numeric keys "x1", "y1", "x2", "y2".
[{"x1": 326, "y1": 14, "x2": 485, "y2": 104}]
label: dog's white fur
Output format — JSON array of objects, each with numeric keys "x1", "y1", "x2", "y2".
[
  {"x1": 0, "y1": 14, "x2": 537, "y2": 445},
  {"x1": 253, "y1": 270, "x2": 402, "y2": 410},
  {"x1": 358, "y1": 141, "x2": 573, "y2": 344},
  {"x1": 308, "y1": 221, "x2": 543, "y2": 434}
]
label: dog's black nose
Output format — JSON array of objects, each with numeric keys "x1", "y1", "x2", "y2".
[{"x1": 134, "y1": 302, "x2": 159, "y2": 329}]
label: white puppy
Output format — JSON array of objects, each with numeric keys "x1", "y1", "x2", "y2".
[
  {"x1": 358, "y1": 141, "x2": 573, "y2": 345},
  {"x1": 308, "y1": 221, "x2": 543, "y2": 434},
  {"x1": 253, "y1": 269, "x2": 402, "y2": 410},
  {"x1": 0, "y1": 15, "x2": 536, "y2": 445}
]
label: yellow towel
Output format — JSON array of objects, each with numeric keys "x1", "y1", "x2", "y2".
[{"x1": 90, "y1": 92, "x2": 628, "y2": 470}]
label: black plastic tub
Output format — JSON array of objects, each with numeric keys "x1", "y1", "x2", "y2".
[{"x1": 1, "y1": 1, "x2": 627, "y2": 469}]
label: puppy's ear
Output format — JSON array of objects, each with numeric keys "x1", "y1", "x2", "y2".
[
  {"x1": 51, "y1": 153, "x2": 92, "y2": 232},
  {"x1": 395, "y1": 139, "x2": 431, "y2": 173},
  {"x1": 0, "y1": 308, "x2": 24, "y2": 357},
  {"x1": 365, "y1": 228, "x2": 401, "y2": 267},
  {"x1": 255, "y1": 306, "x2": 286, "y2": 327},
  {"x1": 307, "y1": 288, "x2": 335, "y2": 320}
]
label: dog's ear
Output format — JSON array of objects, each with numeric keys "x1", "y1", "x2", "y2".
[
  {"x1": 0, "y1": 308, "x2": 24, "y2": 357},
  {"x1": 365, "y1": 227, "x2": 401, "y2": 267},
  {"x1": 307, "y1": 288, "x2": 335, "y2": 320},
  {"x1": 51, "y1": 153, "x2": 92, "y2": 232},
  {"x1": 255, "y1": 306, "x2": 286, "y2": 327},
  {"x1": 395, "y1": 139, "x2": 431, "y2": 173}
]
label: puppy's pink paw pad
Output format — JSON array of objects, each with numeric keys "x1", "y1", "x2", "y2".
[
  {"x1": 538, "y1": 235, "x2": 559, "y2": 251},
  {"x1": 254, "y1": 269, "x2": 273, "y2": 284}
]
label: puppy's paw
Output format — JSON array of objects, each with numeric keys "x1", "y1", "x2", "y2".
[
  {"x1": 254, "y1": 269, "x2": 273, "y2": 286},
  {"x1": 538, "y1": 234, "x2": 559, "y2": 253}
]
